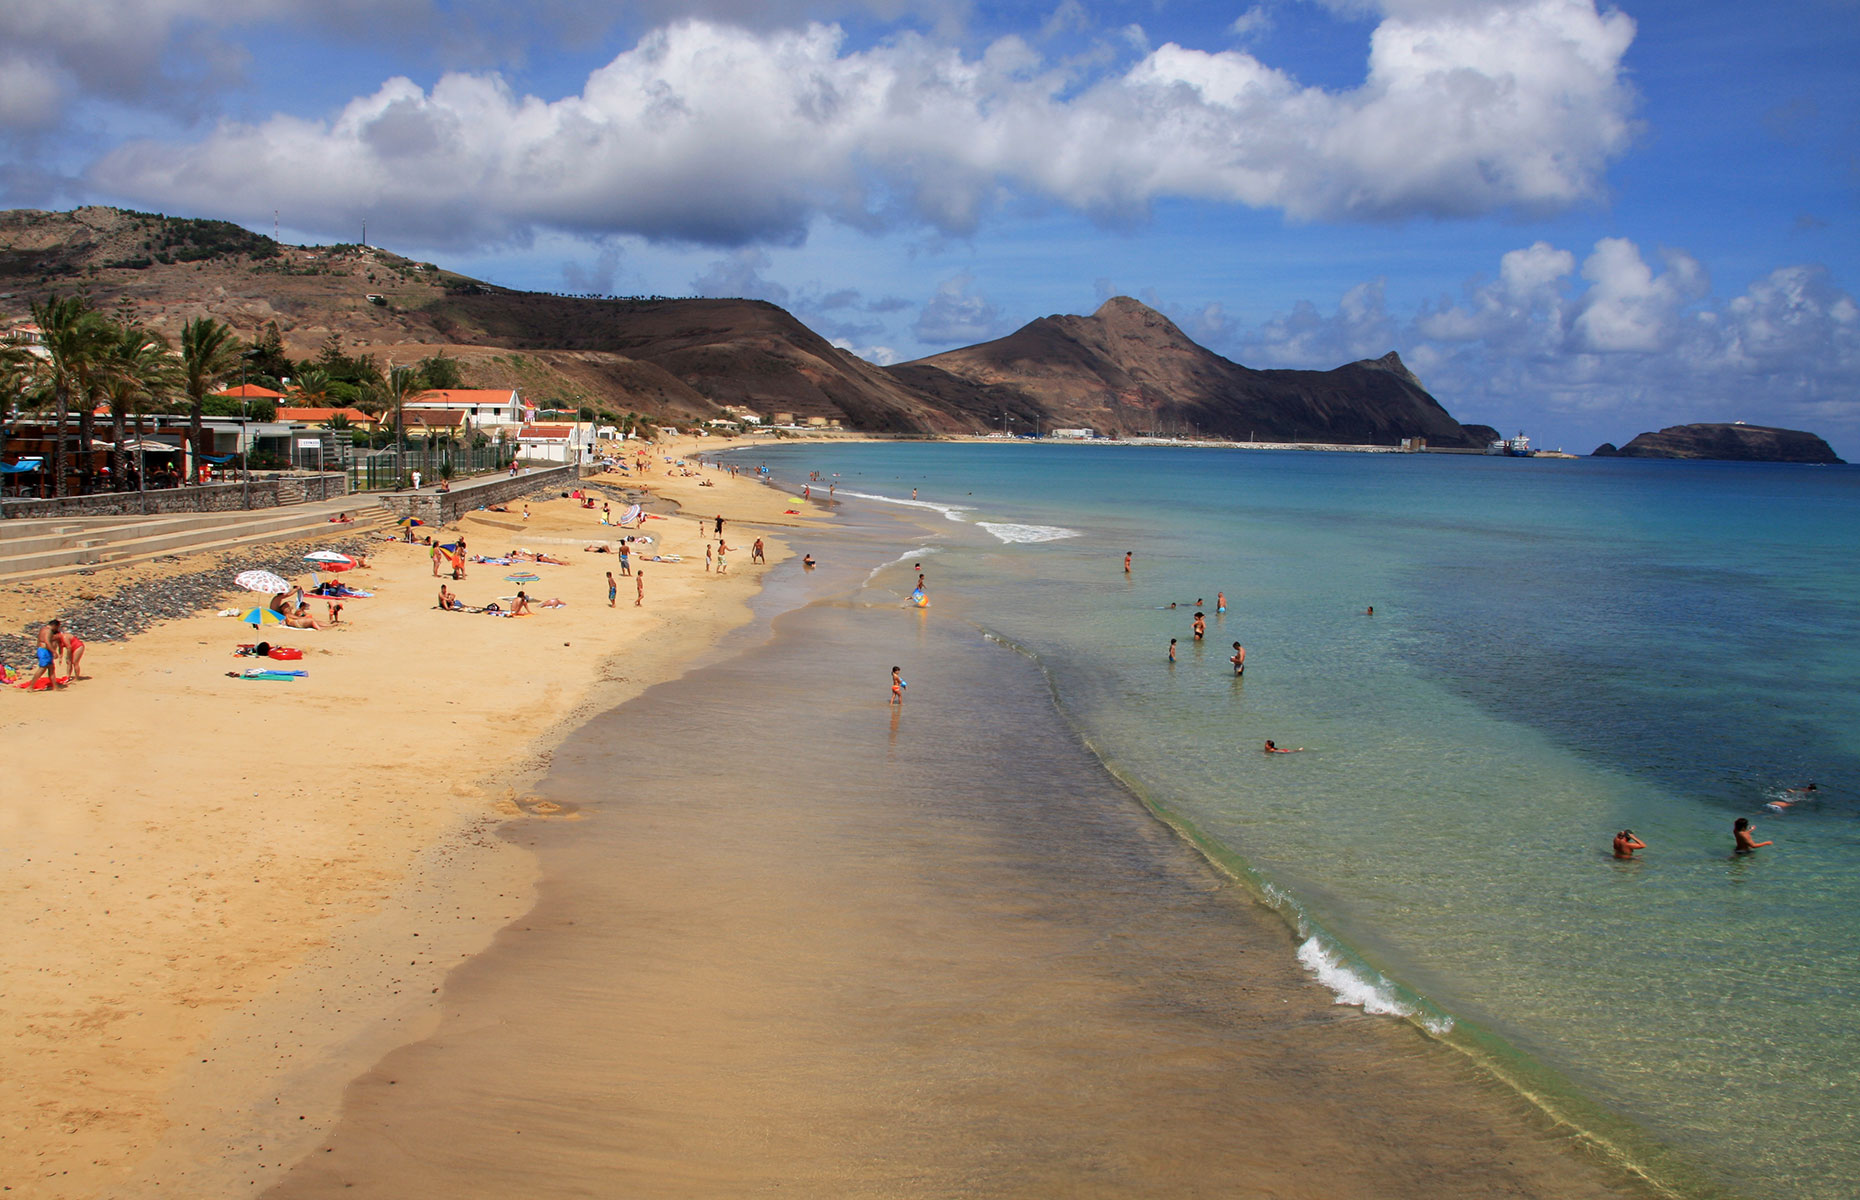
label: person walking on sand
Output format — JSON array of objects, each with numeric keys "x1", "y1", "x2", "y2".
[
  {"x1": 752, "y1": 538, "x2": 764, "y2": 564},
  {"x1": 1733, "y1": 817, "x2": 1772, "y2": 855},
  {"x1": 716, "y1": 542, "x2": 728, "y2": 575},
  {"x1": 1613, "y1": 830, "x2": 1646, "y2": 859},
  {"x1": 715, "y1": 514, "x2": 724, "y2": 536},
  {"x1": 607, "y1": 571, "x2": 618, "y2": 608},
  {"x1": 618, "y1": 542, "x2": 631, "y2": 575},
  {"x1": 1230, "y1": 642, "x2": 1246, "y2": 675},
  {"x1": 452, "y1": 547, "x2": 465, "y2": 580},
  {"x1": 891, "y1": 665, "x2": 905, "y2": 705},
  {"x1": 635, "y1": 570, "x2": 645, "y2": 607},
  {"x1": 705, "y1": 542, "x2": 713, "y2": 572},
  {"x1": 431, "y1": 541, "x2": 444, "y2": 577}
]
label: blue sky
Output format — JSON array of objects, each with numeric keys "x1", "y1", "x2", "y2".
[{"x1": 4, "y1": 0, "x2": 1856, "y2": 455}]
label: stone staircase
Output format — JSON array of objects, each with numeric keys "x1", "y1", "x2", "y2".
[{"x1": 0, "y1": 497, "x2": 389, "y2": 582}]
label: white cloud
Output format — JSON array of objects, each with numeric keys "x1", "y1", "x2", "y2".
[
  {"x1": 1242, "y1": 279, "x2": 1399, "y2": 367},
  {"x1": 913, "y1": 272, "x2": 1006, "y2": 344},
  {"x1": 692, "y1": 247, "x2": 792, "y2": 303},
  {"x1": 89, "y1": 2, "x2": 1637, "y2": 247},
  {"x1": 1264, "y1": 238, "x2": 1860, "y2": 450}
]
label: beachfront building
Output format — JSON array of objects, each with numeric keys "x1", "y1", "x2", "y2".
[
  {"x1": 1049, "y1": 428, "x2": 1097, "y2": 439},
  {"x1": 276, "y1": 406, "x2": 382, "y2": 431},
  {"x1": 515, "y1": 421, "x2": 609, "y2": 463},
  {"x1": 403, "y1": 388, "x2": 526, "y2": 437}
]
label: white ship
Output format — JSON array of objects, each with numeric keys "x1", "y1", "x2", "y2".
[{"x1": 1485, "y1": 432, "x2": 1534, "y2": 457}]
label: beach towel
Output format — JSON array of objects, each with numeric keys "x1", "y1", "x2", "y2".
[{"x1": 228, "y1": 668, "x2": 306, "y2": 681}]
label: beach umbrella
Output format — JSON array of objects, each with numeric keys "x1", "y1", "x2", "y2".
[
  {"x1": 505, "y1": 572, "x2": 541, "y2": 583},
  {"x1": 398, "y1": 517, "x2": 424, "y2": 527},
  {"x1": 304, "y1": 551, "x2": 354, "y2": 565},
  {"x1": 241, "y1": 607, "x2": 285, "y2": 627},
  {"x1": 234, "y1": 569, "x2": 292, "y2": 593}
]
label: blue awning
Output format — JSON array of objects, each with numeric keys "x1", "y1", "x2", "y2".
[
  {"x1": 0, "y1": 458, "x2": 43, "y2": 474},
  {"x1": 197, "y1": 453, "x2": 237, "y2": 463}
]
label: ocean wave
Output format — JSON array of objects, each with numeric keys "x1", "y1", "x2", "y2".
[
  {"x1": 1296, "y1": 936, "x2": 1453, "y2": 1034},
  {"x1": 830, "y1": 488, "x2": 971, "y2": 522},
  {"x1": 976, "y1": 522, "x2": 1080, "y2": 544}
]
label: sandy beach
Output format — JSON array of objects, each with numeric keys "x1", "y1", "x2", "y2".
[{"x1": 0, "y1": 436, "x2": 809, "y2": 1198}]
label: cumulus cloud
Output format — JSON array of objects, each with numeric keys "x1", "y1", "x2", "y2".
[
  {"x1": 914, "y1": 272, "x2": 1007, "y2": 344},
  {"x1": 1254, "y1": 237, "x2": 1860, "y2": 449},
  {"x1": 90, "y1": 1, "x2": 1637, "y2": 248},
  {"x1": 691, "y1": 247, "x2": 792, "y2": 302}
]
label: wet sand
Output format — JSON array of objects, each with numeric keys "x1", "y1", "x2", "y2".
[{"x1": 265, "y1": 508, "x2": 1654, "y2": 1200}]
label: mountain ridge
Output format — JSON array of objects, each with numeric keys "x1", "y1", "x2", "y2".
[{"x1": 4, "y1": 207, "x2": 1478, "y2": 444}]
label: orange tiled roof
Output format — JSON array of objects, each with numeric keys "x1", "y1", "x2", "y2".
[
  {"x1": 408, "y1": 389, "x2": 518, "y2": 406},
  {"x1": 520, "y1": 424, "x2": 573, "y2": 439},
  {"x1": 406, "y1": 409, "x2": 468, "y2": 428},
  {"x1": 213, "y1": 383, "x2": 287, "y2": 399},
  {"x1": 278, "y1": 406, "x2": 375, "y2": 424}
]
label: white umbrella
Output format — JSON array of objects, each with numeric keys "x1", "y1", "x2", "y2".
[
  {"x1": 234, "y1": 569, "x2": 292, "y2": 593},
  {"x1": 304, "y1": 551, "x2": 354, "y2": 565}
]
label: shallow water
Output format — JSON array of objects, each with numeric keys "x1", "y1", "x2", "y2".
[
  {"x1": 267, "y1": 492, "x2": 1647, "y2": 1199},
  {"x1": 711, "y1": 443, "x2": 1860, "y2": 1200}
]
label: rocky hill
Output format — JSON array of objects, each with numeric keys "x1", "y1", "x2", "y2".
[
  {"x1": 4, "y1": 207, "x2": 1477, "y2": 443},
  {"x1": 1592, "y1": 424, "x2": 1844, "y2": 464},
  {"x1": 890, "y1": 296, "x2": 1483, "y2": 446}
]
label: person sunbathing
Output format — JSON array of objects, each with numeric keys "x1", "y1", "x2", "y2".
[
  {"x1": 284, "y1": 603, "x2": 329, "y2": 630},
  {"x1": 538, "y1": 597, "x2": 567, "y2": 609}
]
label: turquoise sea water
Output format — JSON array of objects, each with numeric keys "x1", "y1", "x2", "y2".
[{"x1": 728, "y1": 442, "x2": 1860, "y2": 1200}]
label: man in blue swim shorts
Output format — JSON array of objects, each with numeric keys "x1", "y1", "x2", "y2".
[{"x1": 30, "y1": 618, "x2": 64, "y2": 690}]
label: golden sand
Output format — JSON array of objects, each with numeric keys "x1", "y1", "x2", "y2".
[{"x1": 0, "y1": 436, "x2": 805, "y2": 1198}]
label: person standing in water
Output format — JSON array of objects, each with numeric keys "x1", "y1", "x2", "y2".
[
  {"x1": 890, "y1": 665, "x2": 905, "y2": 705},
  {"x1": 1124, "y1": 551, "x2": 1132, "y2": 574},
  {"x1": 1216, "y1": 591, "x2": 1226, "y2": 614},
  {"x1": 1230, "y1": 642, "x2": 1245, "y2": 675},
  {"x1": 1733, "y1": 818, "x2": 1772, "y2": 855},
  {"x1": 1168, "y1": 638, "x2": 1177, "y2": 663},
  {"x1": 1613, "y1": 830, "x2": 1646, "y2": 859},
  {"x1": 1192, "y1": 612, "x2": 1206, "y2": 641}
]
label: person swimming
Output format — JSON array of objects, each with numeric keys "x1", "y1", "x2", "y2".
[{"x1": 1263, "y1": 740, "x2": 1302, "y2": 753}]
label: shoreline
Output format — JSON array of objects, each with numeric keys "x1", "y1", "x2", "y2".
[
  {"x1": 259, "y1": 500, "x2": 1661, "y2": 1200},
  {"x1": 0, "y1": 437, "x2": 809, "y2": 1198}
]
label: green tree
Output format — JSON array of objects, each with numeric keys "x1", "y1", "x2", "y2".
[
  {"x1": 99, "y1": 323, "x2": 178, "y2": 490},
  {"x1": 246, "y1": 321, "x2": 294, "y2": 385},
  {"x1": 290, "y1": 367, "x2": 332, "y2": 406},
  {"x1": 384, "y1": 364, "x2": 421, "y2": 456},
  {"x1": 179, "y1": 316, "x2": 243, "y2": 478},
  {"x1": 416, "y1": 351, "x2": 462, "y2": 390},
  {"x1": 28, "y1": 293, "x2": 112, "y2": 497}
]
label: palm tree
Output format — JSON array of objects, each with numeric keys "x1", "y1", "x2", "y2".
[
  {"x1": 29, "y1": 294, "x2": 111, "y2": 497},
  {"x1": 179, "y1": 316, "x2": 242, "y2": 483},
  {"x1": 100, "y1": 325, "x2": 177, "y2": 490},
  {"x1": 290, "y1": 366, "x2": 332, "y2": 406},
  {"x1": 385, "y1": 364, "x2": 420, "y2": 451}
]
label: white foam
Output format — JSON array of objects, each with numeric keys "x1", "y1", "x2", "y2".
[
  {"x1": 830, "y1": 488, "x2": 972, "y2": 522},
  {"x1": 975, "y1": 522, "x2": 1080, "y2": 544},
  {"x1": 1296, "y1": 936, "x2": 1453, "y2": 1034}
]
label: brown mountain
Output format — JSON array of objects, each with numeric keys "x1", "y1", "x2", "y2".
[
  {"x1": 1592, "y1": 423, "x2": 1844, "y2": 464},
  {"x1": 890, "y1": 296, "x2": 1482, "y2": 445},
  {"x1": 3, "y1": 208, "x2": 1475, "y2": 443}
]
